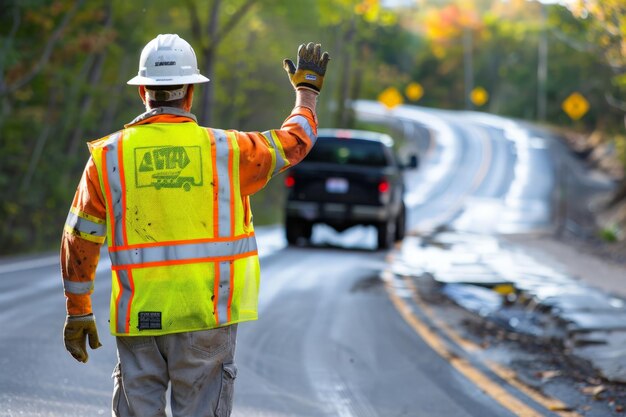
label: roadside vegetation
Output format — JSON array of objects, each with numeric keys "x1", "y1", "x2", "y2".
[{"x1": 1, "y1": 0, "x2": 624, "y2": 254}]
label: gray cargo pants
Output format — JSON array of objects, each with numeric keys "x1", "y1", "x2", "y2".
[{"x1": 112, "y1": 324, "x2": 238, "y2": 417}]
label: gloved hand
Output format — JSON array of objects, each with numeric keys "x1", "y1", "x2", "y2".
[
  {"x1": 283, "y1": 42, "x2": 330, "y2": 94},
  {"x1": 63, "y1": 313, "x2": 102, "y2": 363}
]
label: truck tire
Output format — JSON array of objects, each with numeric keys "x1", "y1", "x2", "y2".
[
  {"x1": 377, "y1": 219, "x2": 395, "y2": 250},
  {"x1": 395, "y1": 203, "x2": 406, "y2": 241},
  {"x1": 285, "y1": 218, "x2": 312, "y2": 245}
]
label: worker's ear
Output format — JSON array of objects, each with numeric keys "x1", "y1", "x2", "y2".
[
  {"x1": 184, "y1": 84, "x2": 194, "y2": 111},
  {"x1": 138, "y1": 86, "x2": 147, "y2": 105}
]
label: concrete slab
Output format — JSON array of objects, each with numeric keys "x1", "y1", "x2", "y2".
[
  {"x1": 572, "y1": 331, "x2": 626, "y2": 383},
  {"x1": 560, "y1": 311, "x2": 626, "y2": 332},
  {"x1": 539, "y1": 292, "x2": 626, "y2": 313},
  {"x1": 441, "y1": 283, "x2": 502, "y2": 316}
]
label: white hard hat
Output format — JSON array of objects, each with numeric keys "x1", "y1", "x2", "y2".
[{"x1": 127, "y1": 34, "x2": 210, "y2": 86}]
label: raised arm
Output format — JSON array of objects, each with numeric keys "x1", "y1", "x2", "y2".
[{"x1": 236, "y1": 42, "x2": 329, "y2": 196}]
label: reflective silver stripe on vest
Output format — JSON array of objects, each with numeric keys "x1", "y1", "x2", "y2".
[
  {"x1": 287, "y1": 115, "x2": 316, "y2": 146},
  {"x1": 261, "y1": 130, "x2": 288, "y2": 176},
  {"x1": 216, "y1": 261, "x2": 231, "y2": 323},
  {"x1": 109, "y1": 236, "x2": 258, "y2": 267},
  {"x1": 213, "y1": 129, "x2": 233, "y2": 238},
  {"x1": 116, "y1": 269, "x2": 133, "y2": 333},
  {"x1": 101, "y1": 132, "x2": 131, "y2": 334},
  {"x1": 65, "y1": 211, "x2": 106, "y2": 238},
  {"x1": 103, "y1": 132, "x2": 125, "y2": 247},
  {"x1": 63, "y1": 279, "x2": 93, "y2": 295},
  {"x1": 211, "y1": 129, "x2": 235, "y2": 326}
]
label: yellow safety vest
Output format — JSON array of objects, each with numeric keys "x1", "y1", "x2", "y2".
[{"x1": 89, "y1": 121, "x2": 260, "y2": 336}]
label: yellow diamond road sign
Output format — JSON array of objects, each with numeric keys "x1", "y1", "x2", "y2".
[
  {"x1": 562, "y1": 92, "x2": 589, "y2": 120},
  {"x1": 470, "y1": 87, "x2": 489, "y2": 107},
  {"x1": 378, "y1": 87, "x2": 403, "y2": 110},
  {"x1": 405, "y1": 82, "x2": 424, "y2": 102}
]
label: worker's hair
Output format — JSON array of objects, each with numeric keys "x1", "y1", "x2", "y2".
[{"x1": 145, "y1": 84, "x2": 187, "y2": 109}]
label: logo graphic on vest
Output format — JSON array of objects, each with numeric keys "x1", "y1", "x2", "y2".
[{"x1": 134, "y1": 146, "x2": 203, "y2": 191}]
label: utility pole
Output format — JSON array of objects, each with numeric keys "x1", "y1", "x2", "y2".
[
  {"x1": 537, "y1": 3, "x2": 548, "y2": 121},
  {"x1": 463, "y1": 26, "x2": 474, "y2": 110}
]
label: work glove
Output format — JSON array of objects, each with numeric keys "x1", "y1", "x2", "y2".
[
  {"x1": 283, "y1": 42, "x2": 330, "y2": 94},
  {"x1": 63, "y1": 313, "x2": 102, "y2": 363}
]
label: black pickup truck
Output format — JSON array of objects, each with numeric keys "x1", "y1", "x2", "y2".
[{"x1": 284, "y1": 128, "x2": 417, "y2": 250}]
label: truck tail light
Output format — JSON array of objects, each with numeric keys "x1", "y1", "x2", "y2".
[
  {"x1": 378, "y1": 180, "x2": 390, "y2": 193},
  {"x1": 285, "y1": 174, "x2": 295, "y2": 188}
]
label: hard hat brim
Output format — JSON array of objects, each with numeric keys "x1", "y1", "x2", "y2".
[{"x1": 127, "y1": 73, "x2": 210, "y2": 86}]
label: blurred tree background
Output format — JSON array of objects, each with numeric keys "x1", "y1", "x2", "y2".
[{"x1": 0, "y1": 0, "x2": 624, "y2": 254}]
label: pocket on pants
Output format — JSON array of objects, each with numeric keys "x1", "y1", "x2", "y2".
[
  {"x1": 189, "y1": 326, "x2": 231, "y2": 358},
  {"x1": 215, "y1": 363, "x2": 237, "y2": 417}
]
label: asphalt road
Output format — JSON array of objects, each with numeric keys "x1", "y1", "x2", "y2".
[
  {"x1": 233, "y1": 247, "x2": 518, "y2": 417},
  {"x1": 0, "y1": 102, "x2": 602, "y2": 416}
]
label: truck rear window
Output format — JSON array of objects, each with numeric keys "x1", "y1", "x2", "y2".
[{"x1": 305, "y1": 138, "x2": 388, "y2": 167}]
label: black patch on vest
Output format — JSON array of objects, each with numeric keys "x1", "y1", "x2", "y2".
[{"x1": 138, "y1": 312, "x2": 162, "y2": 330}]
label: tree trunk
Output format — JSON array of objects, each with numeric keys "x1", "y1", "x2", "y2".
[
  {"x1": 101, "y1": 55, "x2": 132, "y2": 134},
  {"x1": 335, "y1": 19, "x2": 356, "y2": 128},
  {"x1": 66, "y1": 4, "x2": 113, "y2": 158},
  {"x1": 346, "y1": 42, "x2": 366, "y2": 129},
  {"x1": 199, "y1": 47, "x2": 217, "y2": 126},
  {"x1": 19, "y1": 85, "x2": 59, "y2": 192},
  {"x1": 198, "y1": 0, "x2": 221, "y2": 126},
  {"x1": 0, "y1": 5, "x2": 20, "y2": 132},
  {"x1": 186, "y1": 0, "x2": 257, "y2": 126}
]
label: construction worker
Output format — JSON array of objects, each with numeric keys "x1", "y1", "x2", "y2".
[{"x1": 60, "y1": 34, "x2": 329, "y2": 416}]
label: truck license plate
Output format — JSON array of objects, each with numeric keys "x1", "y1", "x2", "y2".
[{"x1": 326, "y1": 177, "x2": 349, "y2": 194}]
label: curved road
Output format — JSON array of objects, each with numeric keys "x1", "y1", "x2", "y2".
[{"x1": 0, "y1": 102, "x2": 599, "y2": 416}]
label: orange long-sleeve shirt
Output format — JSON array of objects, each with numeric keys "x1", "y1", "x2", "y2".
[{"x1": 61, "y1": 103, "x2": 317, "y2": 316}]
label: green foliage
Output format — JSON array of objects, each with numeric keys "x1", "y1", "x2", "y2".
[
  {"x1": 598, "y1": 225, "x2": 620, "y2": 243},
  {"x1": 1, "y1": 0, "x2": 625, "y2": 254}
]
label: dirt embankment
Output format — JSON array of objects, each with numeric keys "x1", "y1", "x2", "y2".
[{"x1": 558, "y1": 128, "x2": 626, "y2": 265}]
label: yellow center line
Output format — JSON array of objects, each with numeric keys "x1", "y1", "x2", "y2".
[
  {"x1": 486, "y1": 361, "x2": 582, "y2": 417},
  {"x1": 403, "y1": 277, "x2": 482, "y2": 353},
  {"x1": 382, "y1": 270, "x2": 581, "y2": 417}
]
